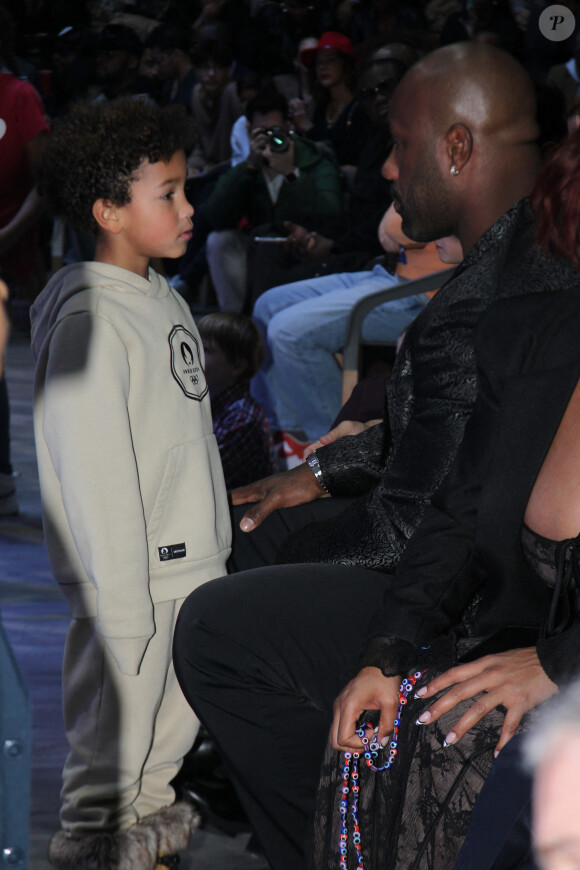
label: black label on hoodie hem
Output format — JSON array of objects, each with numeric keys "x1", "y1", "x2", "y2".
[{"x1": 158, "y1": 543, "x2": 186, "y2": 561}]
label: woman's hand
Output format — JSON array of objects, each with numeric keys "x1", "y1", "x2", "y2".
[
  {"x1": 304, "y1": 419, "x2": 382, "y2": 459},
  {"x1": 288, "y1": 98, "x2": 312, "y2": 133},
  {"x1": 415, "y1": 648, "x2": 558, "y2": 755},
  {"x1": 331, "y1": 667, "x2": 401, "y2": 751}
]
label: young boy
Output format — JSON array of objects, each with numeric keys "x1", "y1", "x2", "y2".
[
  {"x1": 32, "y1": 98, "x2": 231, "y2": 869},
  {"x1": 197, "y1": 312, "x2": 273, "y2": 489}
]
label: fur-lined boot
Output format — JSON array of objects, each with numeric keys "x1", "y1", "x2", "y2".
[
  {"x1": 48, "y1": 824, "x2": 159, "y2": 870},
  {"x1": 139, "y1": 802, "x2": 200, "y2": 868}
]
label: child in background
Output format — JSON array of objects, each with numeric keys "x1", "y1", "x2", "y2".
[
  {"x1": 32, "y1": 98, "x2": 231, "y2": 870},
  {"x1": 197, "y1": 312, "x2": 273, "y2": 489}
]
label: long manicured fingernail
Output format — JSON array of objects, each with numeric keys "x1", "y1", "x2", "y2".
[
  {"x1": 443, "y1": 731, "x2": 456, "y2": 748},
  {"x1": 380, "y1": 736, "x2": 390, "y2": 747},
  {"x1": 494, "y1": 749, "x2": 500, "y2": 759},
  {"x1": 416, "y1": 711, "x2": 431, "y2": 725},
  {"x1": 414, "y1": 687, "x2": 427, "y2": 699},
  {"x1": 240, "y1": 517, "x2": 255, "y2": 532}
]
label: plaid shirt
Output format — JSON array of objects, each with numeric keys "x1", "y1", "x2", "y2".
[{"x1": 211, "y1": 381, "x2": 273, "y2": 489}]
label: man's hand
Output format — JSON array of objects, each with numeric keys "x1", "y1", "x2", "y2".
[
  {"x1": 415, "y1": 648, "x2": 558, "y2": 755},
  {"x1": 282, "y1": 222, "x2": 313, "y2": 256},
  {"x1": 247, "y1": 127, "x2": 269, "y2": 170},
  {"x1": 283, "y1": 221, "x2": 333, "y2": 261},
  {"x1": 231, "y1": 462, "x2": 327, "y2": 531},
  {"x1": 331, "y1": 667, "x2": 401, "y2": 751},
  {"x1": 304, "y1": 419, "x2": 382, "y2": 459}
]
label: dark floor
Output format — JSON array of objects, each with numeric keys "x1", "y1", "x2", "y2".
[{"x1": 0, "y1": 335, "x2": 270, "y2": 870}]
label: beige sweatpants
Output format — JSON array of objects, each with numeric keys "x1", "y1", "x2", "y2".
[{"x1": 59, "y1": 597, "x2": 199, "y2": 837}]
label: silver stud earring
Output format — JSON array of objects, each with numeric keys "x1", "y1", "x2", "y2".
[{"x1": 450, "y1": 164, "x2": 460, "y2": 176}]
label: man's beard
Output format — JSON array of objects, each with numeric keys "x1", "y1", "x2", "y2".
[{"x1": 396, "y1": 160, "x2": 454, "y2": 244}]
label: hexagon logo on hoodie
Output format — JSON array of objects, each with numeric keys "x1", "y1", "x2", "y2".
[{"x1": 169, "y1": 325, "x2": 208, "y2": 401}]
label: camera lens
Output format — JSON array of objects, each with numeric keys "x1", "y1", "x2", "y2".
[{"x1": 266, "y1": 126, "x2": 290, "y2": 153}]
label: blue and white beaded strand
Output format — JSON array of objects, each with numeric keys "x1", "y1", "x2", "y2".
[
  {"x1": 339, "y1": 670, "x2": 426, "y2": 869},
  {"x1": 339, "y1": 749, "x2": 363, "y2": 869}
]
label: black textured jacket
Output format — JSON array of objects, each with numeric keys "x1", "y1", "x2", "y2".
[
  {"x1": 277, "y1": 199, "x2": 580, "y2": 572},
  {"x1": 361, "y1": 290, "x2": 580, "y2": 687}
]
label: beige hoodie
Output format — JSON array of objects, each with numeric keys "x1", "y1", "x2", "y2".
[{"x1": 31, "y1": 262, "x2": 231, "y2": 675}]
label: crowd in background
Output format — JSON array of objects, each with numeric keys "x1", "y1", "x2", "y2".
[
  {"x1": 2, "y1": 0, "x2": 580, "y2": 491},
  {"x1": 2, "y1": 0, "x2": 579, "y2": 303}
]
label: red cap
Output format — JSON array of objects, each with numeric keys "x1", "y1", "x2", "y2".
[{"x1": 299, "y1": 32, "x2": 355, "y2": 69}]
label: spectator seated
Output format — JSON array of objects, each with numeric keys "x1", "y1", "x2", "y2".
[
  {"x1": 197, "y1": 312, "x2": 273, "y2": 489},
  {"x1": 203, "y1": 89, "x2": 344, "y2": 312}
]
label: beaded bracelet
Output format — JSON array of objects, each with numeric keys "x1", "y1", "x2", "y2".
[{"x1": 339, "y1": 670, "x2": 425, "y2": 870}]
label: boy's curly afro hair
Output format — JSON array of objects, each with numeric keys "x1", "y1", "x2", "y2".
[{"x1": 38, "y1": 97, "x2": 195, "y2": 237}]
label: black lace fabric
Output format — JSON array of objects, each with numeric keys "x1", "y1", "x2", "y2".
[
  {"x1": 307, "y1": 643, "x2": 539, "y2": 870},
  {"x1": 521, "y1": 523, "x2": 560, "y2": 588}
]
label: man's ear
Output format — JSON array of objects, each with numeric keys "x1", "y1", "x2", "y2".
[
  {"x1": 92, "y1": 199, "x2": 123, "y2": 235},
  {"x1": 444, "y1": 123, "x2": 473, "y2": 174}
]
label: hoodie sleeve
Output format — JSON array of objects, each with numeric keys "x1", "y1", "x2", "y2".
[{"x1": 41, "y1": 311, "x2": 154, "y2": 675}]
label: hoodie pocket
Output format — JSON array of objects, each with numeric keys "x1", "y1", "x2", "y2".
[{"x1": 146, "y1": 438, "x2": 230, "y2": 568}]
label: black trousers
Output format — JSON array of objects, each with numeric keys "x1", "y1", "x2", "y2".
[{"x1": 173, "y1": 499, "x2": 394, "y2": 870}]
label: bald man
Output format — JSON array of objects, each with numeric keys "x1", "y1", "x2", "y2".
[
  {"x1": 227, "y1": 40, "x2": 544, "y2": 572},
  {"x1": 173, "y1": 44, "x2": 580, "y2": 870}
]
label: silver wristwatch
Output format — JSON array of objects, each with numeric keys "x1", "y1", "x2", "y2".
[{"x1": 307, "y1": 452, "x2": 329, "y2": 493}]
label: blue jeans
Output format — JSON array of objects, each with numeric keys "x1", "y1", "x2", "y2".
[{"x1": 251, "y1": 264, "x2": 428, "y2": 441}]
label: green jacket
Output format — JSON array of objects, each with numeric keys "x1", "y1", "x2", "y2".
[{"x1": 204, "y1": 136, "x2": 343, "y2": 230}]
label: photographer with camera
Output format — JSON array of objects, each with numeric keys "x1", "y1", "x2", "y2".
[
  {"x1": 203, "y1": 89, "x2": 343, "y2": 312},
  {"x1": 247, "y1": 123, "x2": 295, "y2": 178}
]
